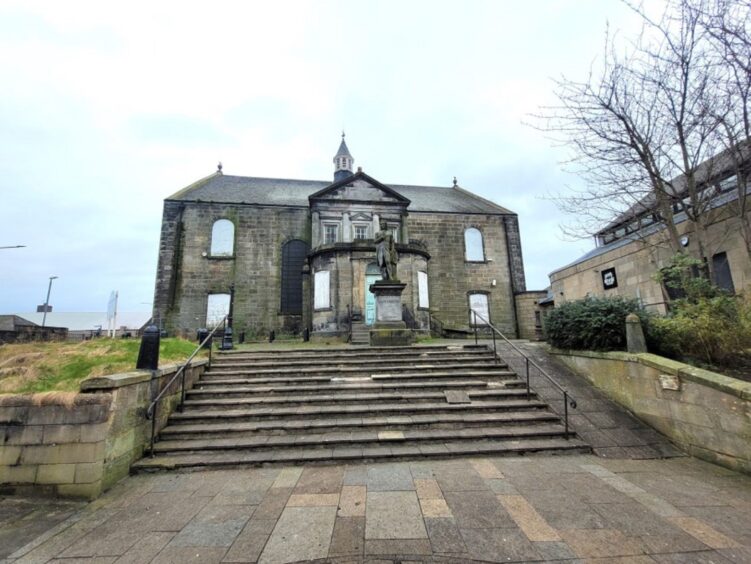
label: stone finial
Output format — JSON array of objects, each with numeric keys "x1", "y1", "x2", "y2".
[
  {"x1": 217, "y1": 162, "x2": 223, "y2": 174},
  {"x1": 453, "y1": 176, "x2": 458, "y2": 187},
  {"x1": 357, "y1": 166, "x2": 362, "y2": 173}
]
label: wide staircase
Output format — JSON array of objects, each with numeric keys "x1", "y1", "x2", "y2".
[{"x1": 132, "y1": 344, "x2": 589, "y2": 472}]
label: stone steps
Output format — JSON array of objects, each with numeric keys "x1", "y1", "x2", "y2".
[
  {"x1": 158, "y1": 411, "x2": 563, "y2": 439},
  {"x1": 133, "y1": 344, "x2": 588, "y2": 472},
  {"x1": 205, "y1": 360, "x2": 505, "y2": 376},
  {"x1": 150, "y1": 423, "x2": 571, "y2": 454},
  {"x1": 132, "y1": 437, "x2": 590, "y2": 471},
  {"x1": 180, "y1": 388, "x2": 533, "y2": 409},
  {"x1": 167, "y1": 399, "x2": 552, "y2": 424}
]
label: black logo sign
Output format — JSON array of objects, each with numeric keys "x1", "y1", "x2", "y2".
[{"x1": 601, "y1": 267, "x2": 618, "y2": 290}]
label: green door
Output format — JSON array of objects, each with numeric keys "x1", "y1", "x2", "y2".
[{"x1": 365, "y1": 264, "x2": 382, "y2": 326}]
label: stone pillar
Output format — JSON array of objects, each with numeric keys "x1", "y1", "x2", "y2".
[
  {"x1": 342, "y1": 212, "x2": 352, "y2": 242},
  {"x1": 312, "y1": 211, "x2": 320, "y2": 248},
  {"x1": 372, "y1": 213, "x2": 380, "y2": 234},
  {"x1": 400, "y1": 213, "x2": 409, "y2": 244},
  {"x1": 626, "y1": 313, "x2": 647, "y2": 353},
  {"x1": 302, "y1": 263, "x2": 312, "y2": 334}
]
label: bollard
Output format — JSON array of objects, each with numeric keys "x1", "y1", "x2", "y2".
[
  {"x1": 136, "y1": 325, "x2": 160, "y2": 370},
  {"x1": 625, "y1": 313, "x2": 647, "y2": 353},
  {"x1": 303, "y1": 327, "x2": 310, "y2": 342},
  {"x1": 220, "y1": 326, "x2": 234, "y2": 350},
  {"x1": 269, "y1": 330, "x2": 275, "y2": 343}
]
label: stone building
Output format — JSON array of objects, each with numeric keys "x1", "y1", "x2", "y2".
[
  {"x1": 549, "y1": 146, "x2": 751, "y2": 313},
  {"x1": 153, "y1": 136, "x2": 534, "y2": 340}
]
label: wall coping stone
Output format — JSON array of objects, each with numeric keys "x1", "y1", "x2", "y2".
[
  {"x1": 80, "y1": 359, "x2": 209, "y2": 392},
  {"x1": 549, "y1": 347, "x2": 751, "y2": 401},
  {"x1": 0, "y1": 393, "x2": 112, "y2": 408}
]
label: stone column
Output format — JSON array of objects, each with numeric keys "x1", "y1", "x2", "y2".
[
  {"x1": 372, "y1": 213, "x2": 380, "y2": 234},
  {"x1": 400, "y1": 212, "x2": 409, "y2": 244},
  {"x1": 311, "y1": 211, "x2": 320, "y2": 248},
  {"x1": 342, "y1": 212, "x2": 352, "y2": 242}
]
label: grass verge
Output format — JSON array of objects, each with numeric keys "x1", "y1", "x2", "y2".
[{"x1": 0, "y1": 338, "x2": 204, "y2": 394}]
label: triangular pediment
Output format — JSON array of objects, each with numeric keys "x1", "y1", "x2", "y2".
[{"x1": 309, "y1": 171, "x2": 411, "y2": 206}]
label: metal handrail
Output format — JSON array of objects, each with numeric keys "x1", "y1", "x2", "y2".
[
  {"x1": 145, "y1": 316, "x2": 227, "y2": 456},
  {"x1": 469, "y1": 309, "x2": 577, "y2": 438}
]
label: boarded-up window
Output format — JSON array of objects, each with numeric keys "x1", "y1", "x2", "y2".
[
  {"x1": 418, "y1": 271, "x2": 429, "y2": 308},
  {"x1": 464, "y1": 228, "x2": 484, "y2": 261},
  {"x1": 469, "y1": 293, "x2": 489, "y2": 325},
  {"x1": 210, "y1": 219, "x2": 234, "y2": 256},
  {"x1": 206, "y1": 293, "x2": 230, "y2": 327},
  {"x1": 314, "y1": 271, "x2": 330, "y2": 309},
  {"x1": 281, "y1": 240, "x2": 308, "y2": 314}
]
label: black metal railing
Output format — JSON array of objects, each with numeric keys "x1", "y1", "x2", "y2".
[
  {"x1": 469, "y1": 309, "x2": 577, "y2": 438},
  {"x1": 145, "y1": 316, "x2": 227, "y2": 456}
]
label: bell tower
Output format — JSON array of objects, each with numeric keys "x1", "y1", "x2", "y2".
[{"x1": 333, "y1": 132, "x2": 354, "y2": 182}]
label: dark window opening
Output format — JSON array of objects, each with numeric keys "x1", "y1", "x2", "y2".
[
  {"x1": 712, "y1": 252, "x2": 735, "y2": 294},
  {"x1": 281, "y1": 240, "x2": 309, "y2": 314}
]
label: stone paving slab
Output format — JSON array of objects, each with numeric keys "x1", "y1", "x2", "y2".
[{"x1": 3, "y1": 456, "x2": 751, "y2": 563}]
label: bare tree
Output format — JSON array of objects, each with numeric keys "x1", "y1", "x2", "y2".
[{"x1": 534, "y1": 0, "x2": 750, "y2": 280}]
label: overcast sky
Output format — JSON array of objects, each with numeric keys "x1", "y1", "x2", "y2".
[{"x1": 0, "y1": 0, "x2": 649, "y2": 314}]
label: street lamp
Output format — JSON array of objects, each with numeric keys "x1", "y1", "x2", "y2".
[{"x1": 41, "y1": 276, "x2": 58, "y2": 327}]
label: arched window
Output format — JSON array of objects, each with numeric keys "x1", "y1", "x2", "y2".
[
  {"x1": 281, "y1": 240, "x2": 309, "y2": 314},
  {"x1": 210, "y1": 219, "x2": 234, "y2": 256},
  {"x1": 464, "y1": 228, "x2": 484, "y2": 262}
]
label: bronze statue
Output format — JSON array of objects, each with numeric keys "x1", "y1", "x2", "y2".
[{"x1": 375, "y1": 219, "x2": 398, "y2": 281}]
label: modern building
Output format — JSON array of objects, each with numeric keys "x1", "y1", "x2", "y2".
[
  {"x1": 549, "y1": 145, "x2": 750, "y2": 312},
  {"x1": 152, "y1": 136, "x2": 541, "y2": 340}
]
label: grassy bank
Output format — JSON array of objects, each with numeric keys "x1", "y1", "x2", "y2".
[{"x1": 0, "y1": 338, "x2": 203, "y2": 394}]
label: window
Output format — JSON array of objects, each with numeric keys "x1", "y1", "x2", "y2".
[
  {"x1": 324, "y1": 224, "x2": 338, "y2": 244},
  {"x1": 468, "y1": 293, "x2": 489, "y2": 325},
  {"x1": 390, "y1": 226, "x2": 399, "y2": 243},
  {"x1": 712, "y1": 252, "x2": 735, "y2": 294},
  {"x1": 718, "y1": 175, "x2": 737, "y2": 193},
  {"x1": 281, "y1": 240, "x2": 308, "y2": 314},
  {"x1": 314, "y1": 271, "x2": 330, "y2": 309},
  {"x1": 464, "y1": 228, "x2": 484, "y2": 261},
  {"x1": 354, "y1": 225, "x2": 368, "y2": 240},
  {"x1": 206, "y1": 293, "x2": 230, "y2": 327},
  {"x1": 210, "y1": 219, "x2": 234, "y2": 256},
  {"x1": 418, "y1": 271, "x2": 429, "y2": 309}
]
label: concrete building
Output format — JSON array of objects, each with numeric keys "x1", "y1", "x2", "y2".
[
  {"x1": 152, "y1": 136, "x2": 538, "y2": 340},
  {"x1": 549, "y1": 146, "x2": 750, "y2": 313}
]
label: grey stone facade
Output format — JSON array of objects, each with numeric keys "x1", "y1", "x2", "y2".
[{"x1": 152, "y1": 141, "x2": 528, "y2": 339}]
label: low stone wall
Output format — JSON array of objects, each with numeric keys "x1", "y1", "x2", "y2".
[
  {"x1": 550, "y1": 349, "x2": 751, "y2": 473},
  {"x1": 0, "y1": 360, "x2": 207, "y2": 498}
]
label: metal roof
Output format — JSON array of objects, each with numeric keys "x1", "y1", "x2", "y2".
[{"x1": 167, "y1": 173, "x2": 514, "y2": 215}]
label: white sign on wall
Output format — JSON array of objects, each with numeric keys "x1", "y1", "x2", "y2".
[
  {"x1": 314, "y1": 271, "x2": 330, "y2": 309},
  {"x1": 418, "y1": 271, "x2": 429, "y2": 308}
]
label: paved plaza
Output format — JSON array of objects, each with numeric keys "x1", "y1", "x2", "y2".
[{"x1": 2, "y1": 454, "x2": 750, "y2": 563}]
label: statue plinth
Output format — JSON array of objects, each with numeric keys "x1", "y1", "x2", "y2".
[{"x1": 368, "y1": 280, "x2": 414, "y2": 346}]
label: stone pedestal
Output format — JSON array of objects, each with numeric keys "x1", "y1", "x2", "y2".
[{"x1": 369, "y1": 281, "x2": 414, "y2": 346}]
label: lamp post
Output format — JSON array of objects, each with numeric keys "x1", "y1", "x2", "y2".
[{"x1": 41, "y1": 276, "x2": 58, "y2": 327}]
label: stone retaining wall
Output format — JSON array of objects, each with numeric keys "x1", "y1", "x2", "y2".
[
  {"x1": 550, "y1": 349, "x2": 751, "y2": 473},
  {"x1": 0, "y1": 360, "x2": 207, "y2": 499}
]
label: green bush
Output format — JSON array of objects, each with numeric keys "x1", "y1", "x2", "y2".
[
  {"x1": 545, "y1": 296, "x2": 647, "y2": 351},
  {"x1": 646, "y1": 296, "x2": 751, "y2": 366}
]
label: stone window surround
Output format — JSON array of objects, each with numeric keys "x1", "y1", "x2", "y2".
[
  {"x1": 468, "y1": 290, "x2": 491, "y2": 325},
  {"x1": 209, "y1": 218, "x2": 236, "y2": 258},
  {"x1": 464, "y1": 226, "x2": 487, "y2": 263},
  {"x1": 323, "y1": 221, "x2": 341, "y2": 245},
  {"x1": 353, "y1": 223, "x2": 370, "y2": 240}
]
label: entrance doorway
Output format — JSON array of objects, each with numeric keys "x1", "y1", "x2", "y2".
[{"x1": 365, "y1": 263, "x2": 382, "y2": 326}]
